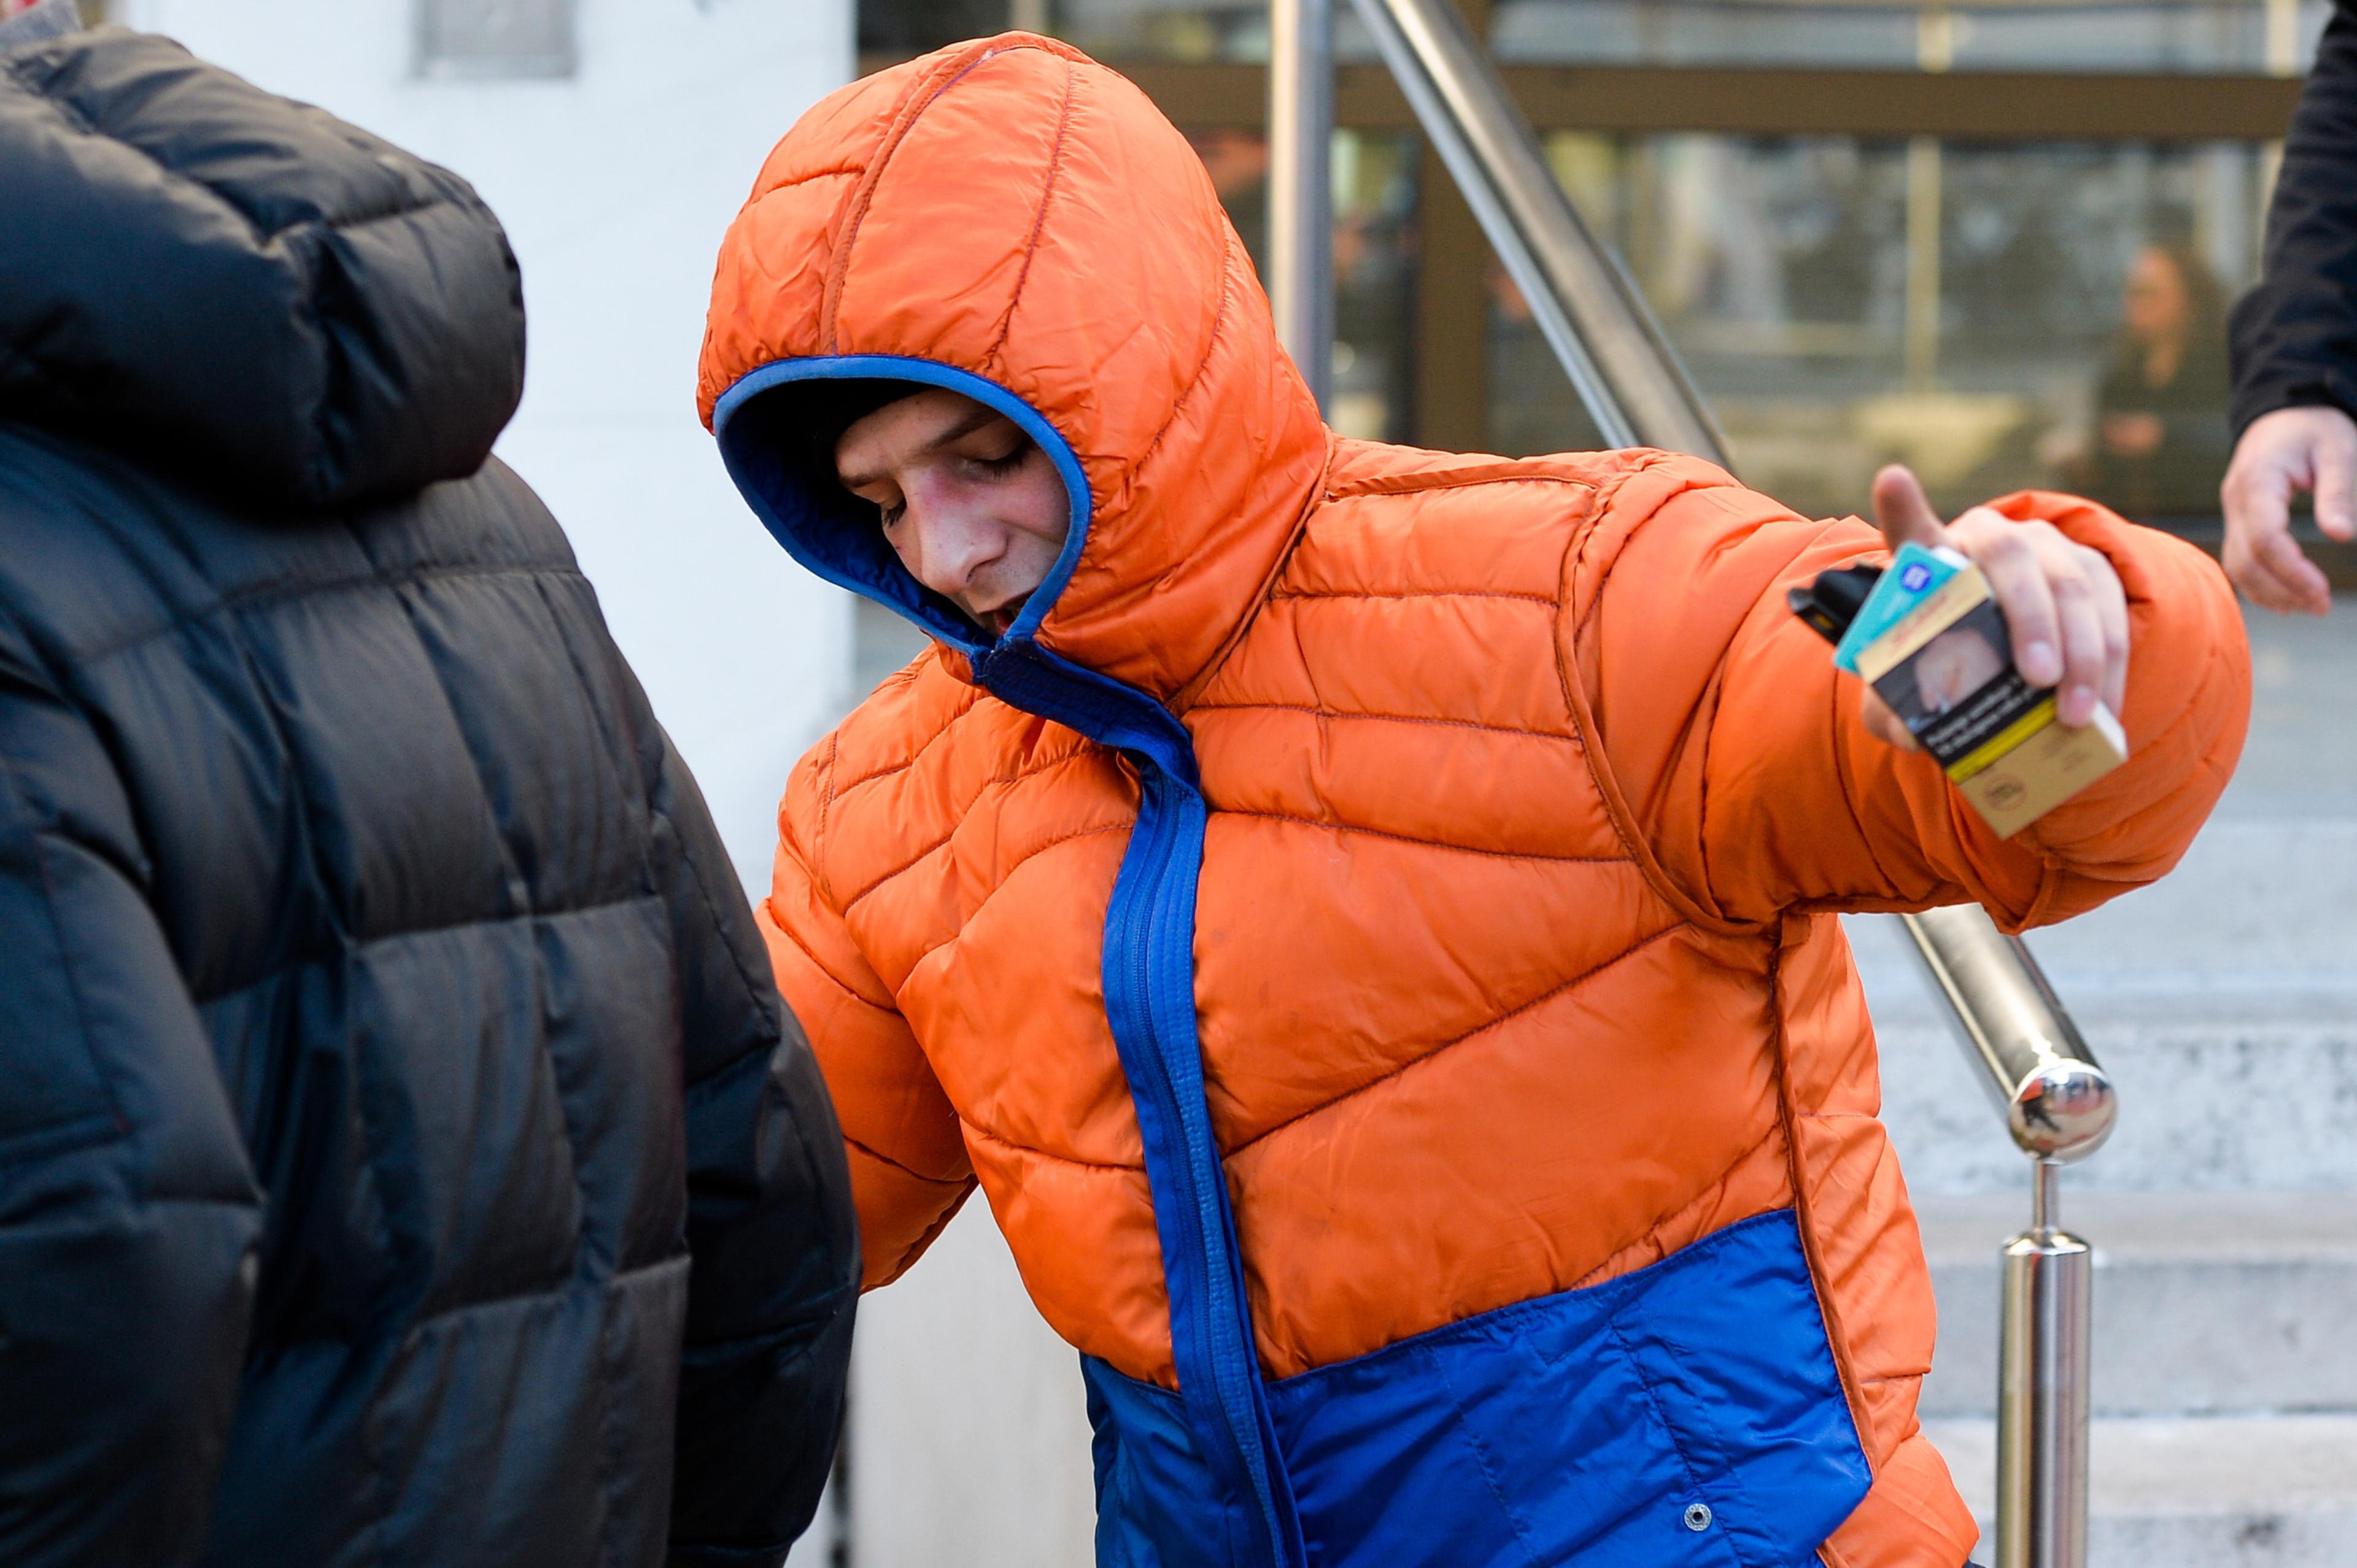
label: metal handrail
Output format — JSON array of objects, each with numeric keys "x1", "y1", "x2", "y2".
[
  {"x1": 1901, "y1": 906, "x2": 2106, "y2": 1568},
  {"x1": 1277, "y1": 4, "x2": 2111, "y2": 1562},
  {"x1": 1898, "y1": 906, "x2": 2116, "y2": 1164},
  {"x1": 1269, "y1": 0, "x2": 1335, "y2": 409},
  {"x1": 1347, "y1": 0, "x2": 1722, "y2": 457}
]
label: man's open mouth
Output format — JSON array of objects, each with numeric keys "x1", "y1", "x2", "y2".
[{"x1": 981, "y1": 593, "x2": 1031, "y2": 638}]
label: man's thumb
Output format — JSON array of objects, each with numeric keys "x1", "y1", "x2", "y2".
[{"x1": 1871, "y1": 464, "x2": 1946, "y2": 550}]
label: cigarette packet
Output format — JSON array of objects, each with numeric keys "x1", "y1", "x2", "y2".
[{"x1": 1794, "y1": 547, "x2": 2128, "y2": 838}]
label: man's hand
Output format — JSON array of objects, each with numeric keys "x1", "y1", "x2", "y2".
[
  {"x1": 2220, "y1": 404, "x2": 2356, "y2": 617},
  {"x1": 1860, "y1": 465, "x2": 2129, "y2": 753}
]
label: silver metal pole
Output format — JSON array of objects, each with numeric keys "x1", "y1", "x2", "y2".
[
  {"x1": 1996, "y1": 1161, "x2": 2092, "y2": 1568},
  {"x1": 1894, "y1": 907, "x2": 2116, "y2": 1163},
  {"x1": 1347, "y1": 0, "x2": 1724, "y2": 458},
  {"x1": 1269, "y1": 0, "x2": 1334, "y2": 410},
  {"x1": 1900, "y1": 906, "x2": 2104, "y2": 1565}
]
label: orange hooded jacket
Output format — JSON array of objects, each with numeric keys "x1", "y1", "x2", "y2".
[{"x1": 699, "y1": 35, "x2": 2249, "y2": 1568}]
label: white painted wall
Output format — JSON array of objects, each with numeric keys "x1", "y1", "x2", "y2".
[
  {"x1": 851, "y1": 1202, "x2": 1099, "y2": 1567},
  {"x1": 120, "y1": 0, "x2": 858, "y2": 889}
]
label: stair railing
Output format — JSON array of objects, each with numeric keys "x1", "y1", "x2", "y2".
[{"x1": 1268, "y1": 4, "x2": 2115, "y2": 1562}]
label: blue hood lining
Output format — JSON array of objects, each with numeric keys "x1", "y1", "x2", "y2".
[{"x1": 710, "y1": 355, "x2": 1093, "y2": 657}]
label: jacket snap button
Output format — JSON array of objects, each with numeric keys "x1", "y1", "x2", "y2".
[{"x1": 1682, "y1": 1502, "x2": 1713, "y2": 1532}]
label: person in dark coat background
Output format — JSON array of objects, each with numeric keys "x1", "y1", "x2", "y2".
[
  {"x1": 2224, "y1": 0, "x2": 2357, "y2": 614},
  {"x1": 2085, "y1": 242, "x2": 2234, "y2": 523},
  {"x1": 0, "y1": 15, "x2": 857, "y2": 1568}
]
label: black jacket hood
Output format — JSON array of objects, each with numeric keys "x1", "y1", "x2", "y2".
[{"x1": 0, "y1": 27, "x2": 525, "y2": 509}]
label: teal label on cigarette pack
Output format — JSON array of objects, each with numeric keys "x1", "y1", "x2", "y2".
[{"x1": 1832, "y1": 543, "x2": 1968, "y2": 674}]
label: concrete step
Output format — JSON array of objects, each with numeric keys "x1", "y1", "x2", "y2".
[
  {"x1": 1867, "y1": 1003, "x2": 2357, "y2": 1193},
  {"x1": 1923, "y1": 1415, "x2": 2357, "y2": 1567},
  {"x1": 1964, "y1": 817, "x2": 2357, "y2": 981},
  {"x1": 1844, "y1": 844, "x2": 2357, "y2": 1190},
  {"x1": 1913, "y1": 1191, "x2": 2357, "y2": 1418}
]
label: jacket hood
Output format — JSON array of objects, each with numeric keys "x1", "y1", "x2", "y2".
[
  {"x1": 699, "y1": 34, "x2": 1329, "y2": 701},
  {"x1": 0, "y1": 28, "x2": 524, "y2": 509}
]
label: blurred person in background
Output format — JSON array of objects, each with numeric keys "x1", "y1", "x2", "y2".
[
  {"x1": 2076, "y1": 242, "x2": 2232, "y2": 523},
  {"x1": 695, "y1": 33, "x2": 2247, "y2": 1568},
  {"x1": 0, "y1": 0, "x2": 74, "y2": 38},
  {"x1": 2224, "y1": 0, "x2": 2357, "y2": 614},
  {"x1": 0, "y1": 18, "x2": 854, "y2": 1567}
]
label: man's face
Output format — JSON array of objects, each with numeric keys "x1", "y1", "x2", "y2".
[{"x1": 834, "y1": 388, "x2": 1069, "y2": 638}]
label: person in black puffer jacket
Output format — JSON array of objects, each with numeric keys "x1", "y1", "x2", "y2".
[{"x1": 0, "y1": 17, "x2": 858, "y2": 1568}]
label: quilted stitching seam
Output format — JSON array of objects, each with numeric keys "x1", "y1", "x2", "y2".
[
  {"x1": 962, "y1": 1114, "x2": 1141, "y2": 1176},
  {"x1": 1323, "y1": 466, "x2": 1599, "y2": 501},
  {"x1": 1267, "y1": 588, "x2": 1560, "y2": 607},
  {"x1": 761, "y1": 164, "x2": 862, "y2": 195},
  {"x1": 1101, "y1": 231, "x2": 1240, "y2": 526},
  {"x1": 1190, "y1": 700, "x2": 1580, "y2": 746},
  {"x1": 839, "y1": 750, "x2": 1117, "y2": 912},
  {"x1": 829, "y1": 683, "x2": 989, "y2": 797},
  {"x1": 983, "y1": 56, "x2": 1077, "y2": 368},
  {"x1": 845, "y1": 1129, "x2": 968, "y2": 1186},
  {"x1": 3, "y1": 52, "x2": 450, "y2": 250},
  {"x1": 69, "y1": 562, "x2": 589, "y2": 670},
  {"x1": 1567, "y1": 1124, "x2": 1782, "y2": 1292},
  {"x1": 1229, "y1": 919, "x2": 1688, "y2": 1155},
  {"x1": 899, "y1": 819, "x2": 1130, "y2": 972},
  {"x1": 1212, "y1": 808, "x2": 1620, "y2": 867},
  {"x1": 759, "y1": 893, "x2": 899, "y2": 1016},
  {"x1": 822, "y1": 36, "x2": 1081, "y2": 352}
]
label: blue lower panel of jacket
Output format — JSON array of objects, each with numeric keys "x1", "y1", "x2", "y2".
[{"x1": 1085, "y1": 1209, "x2": 1871, "y2": 1568}]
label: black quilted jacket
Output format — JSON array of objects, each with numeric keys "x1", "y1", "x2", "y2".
[
  {"x1": 0, "y1": 25, "x2": 856, "y2": 1568},
  {"x1": 2232, "y1": 0, "x2": 2357, "y2": 433}
]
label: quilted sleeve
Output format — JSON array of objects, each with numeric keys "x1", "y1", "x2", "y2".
[
  {"x1": 1568, "y1": 460, "x2": 2252, "y2": 931},
  {"x1": 642, "y1": 722, "x2": 857, "y2": 1568},
  {"x1": 761, "y1": 739, "x2": 975, "y2": 1289},
  {"x1": 0, "y1": 642, "x2": 263, "y2": 1567}
]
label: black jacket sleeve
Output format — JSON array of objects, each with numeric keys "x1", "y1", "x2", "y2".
[
  {"x1": 0, "y1": 631, "x2": 264, "y2": 1567},
  {"x1": 645, "y1": 726, "x2": 859, "y2": 1568},
  {"x1": 2231, "y1": 0, "x2": 2357, "y2": 434}
]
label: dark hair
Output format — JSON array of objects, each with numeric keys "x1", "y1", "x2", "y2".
[{"x1": 794, "y1": 379, "x2": 926, "y2": 481}]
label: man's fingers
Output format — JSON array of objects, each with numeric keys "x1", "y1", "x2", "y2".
[
  {"x1": 1968, "y1": 525, "x2": 2064, "y2": 688},
  {"x1": 2225, "y1": 406, "x2": 2354, "y2": 614},
  {"x1": 2223, "y1": 512, "x2": 2304, "y2": 612},
  {"x1": 2089, "y1": 546, "x2": 2131, "y2": 716},
  {"x1": 2255, "y1": 523, "x2": 2334, "y2": 616},
  {"x1": 1870, "y1": 464, "x2": 1946, "y2": 551},
  {"x1": 2044, "y1": 543, "x2": 2108, "y2": 725},
  {"x1": 2314, "y1": 423, "x2": 2357, "y2": 543},
  {"x1": 2221, "y1": 460, "x2": 2316, "y2": 611}
]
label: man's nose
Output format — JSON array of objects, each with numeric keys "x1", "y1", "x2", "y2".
[{"x1": 901, "y1": 485, "x2": 1000, "y2": 597}]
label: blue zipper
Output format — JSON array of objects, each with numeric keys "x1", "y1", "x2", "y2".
[
  {"x1": 710, "y1": 355, "x2": 1304, "y2": 1565},
  {"x1": 979, "y1": 639, "x2": 1305, "y2": 1568}
]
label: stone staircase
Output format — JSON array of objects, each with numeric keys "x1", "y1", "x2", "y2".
[{"x1": 1856, "y1": 787, "x2": 2357, "y2": 1564}]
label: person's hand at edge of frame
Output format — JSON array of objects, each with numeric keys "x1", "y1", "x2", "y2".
[
  {"x1": 2220, "y1": 404, "x2": 2357, "y2": 617},
  {"x1": 1859, "y1": 465, "x2": 2130, "y2": 755}
]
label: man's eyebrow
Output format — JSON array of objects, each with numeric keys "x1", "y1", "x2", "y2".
[{"x1": 837, "y1": 406, "x2": 1012, "y2": 492}]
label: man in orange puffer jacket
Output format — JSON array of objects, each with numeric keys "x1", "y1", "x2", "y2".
[{"x1": 697, "y1": 34, "x2": 2249, "y2": 1568}]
